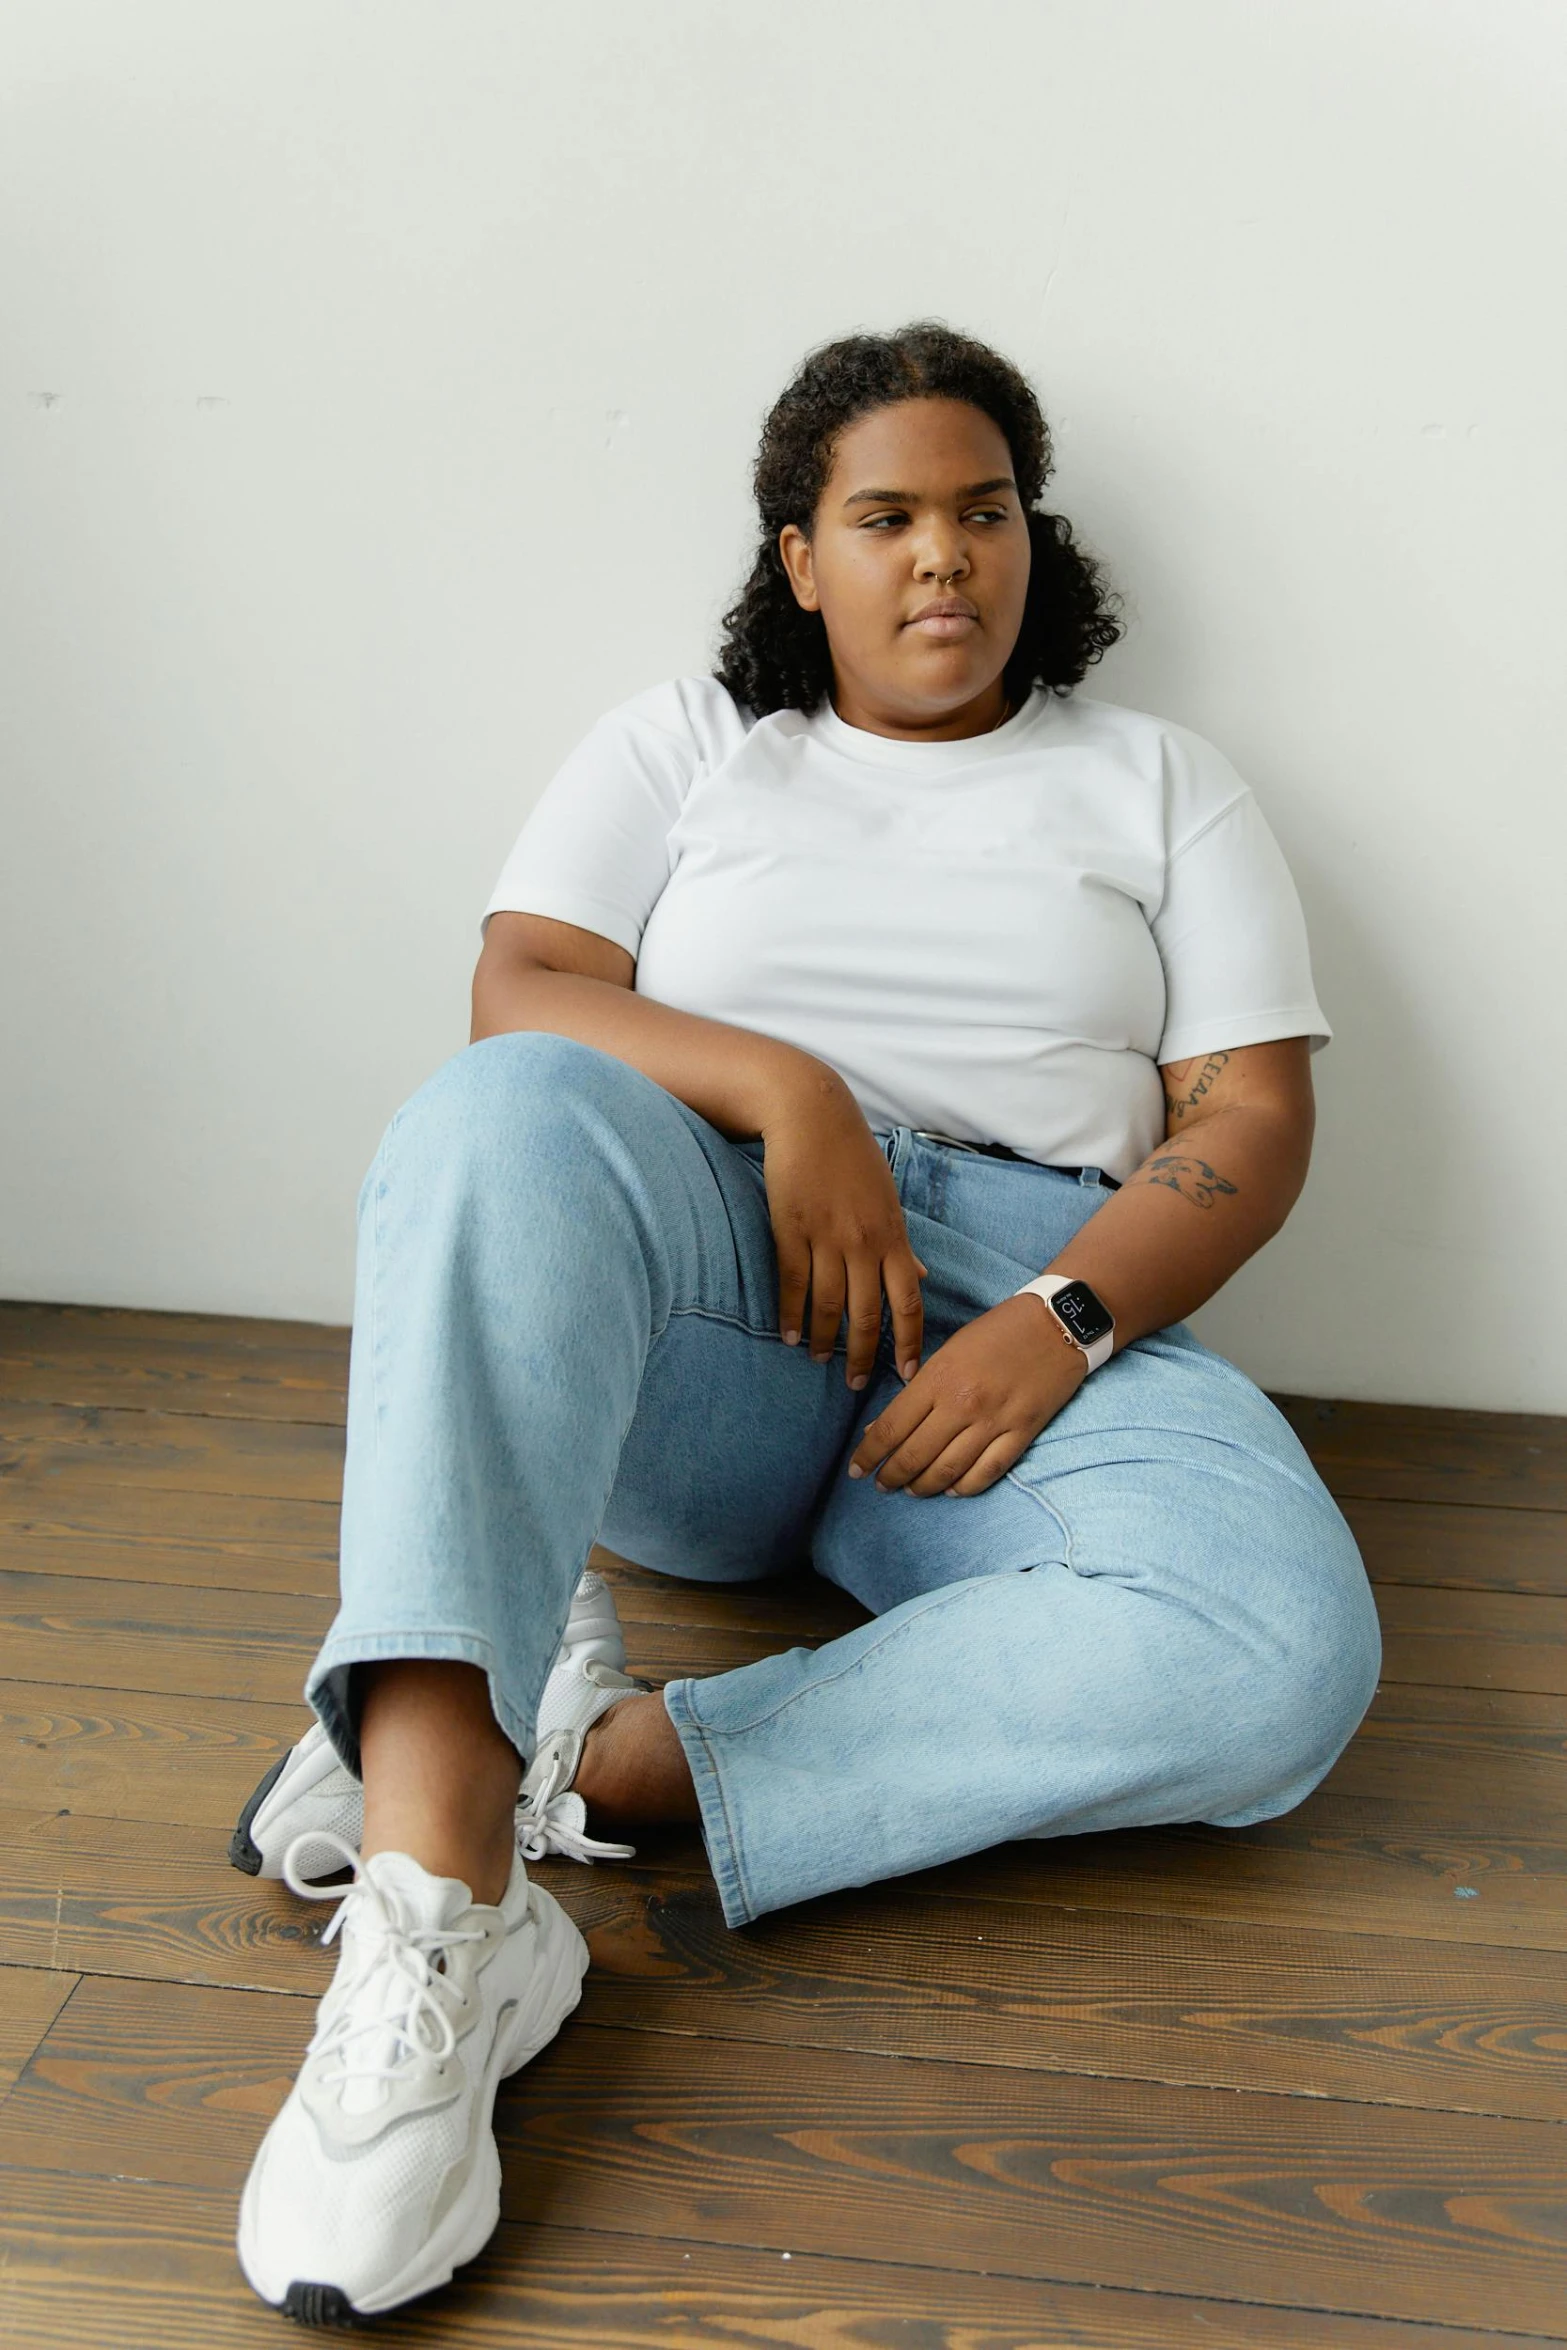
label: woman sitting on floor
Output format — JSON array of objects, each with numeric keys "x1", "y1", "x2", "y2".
[{"x1": 233, "y1": 320, "x2": 1381, "y2": 2325}]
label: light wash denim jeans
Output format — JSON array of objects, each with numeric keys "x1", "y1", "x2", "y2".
[{"x1": 307, "y1": 1031, "x2": 1381, "y2": 1927}]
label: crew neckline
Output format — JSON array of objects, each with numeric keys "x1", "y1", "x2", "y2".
[{"x1": 809, "y1": 688, "x2": 1048, "y2": 770}]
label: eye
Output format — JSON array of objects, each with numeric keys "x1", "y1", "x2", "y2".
[
  {"x1": 859, "y1": 511, "x2": 907, "y2": 530},
  {"x1": 965, "y1": 505, "x2": 1010, "y2": 525}
]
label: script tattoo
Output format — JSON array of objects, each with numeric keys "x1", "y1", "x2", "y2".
[
  {"x1": 1163, "y1": 1050, "x2": 1231, "y2": 1125},
  {"x1": 1136, "y1": 1153, "x2": 1240, "y2": 1210}
]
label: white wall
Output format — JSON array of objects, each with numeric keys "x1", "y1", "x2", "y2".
[{"x1": 3, "y1": 0, "x2": 1564, "y2": 1410}]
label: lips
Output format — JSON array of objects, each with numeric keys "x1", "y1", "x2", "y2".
[
  {"x1": 905, "y1": 596, "x2": 980, "y2": 627},
  {"x1": 906, "y1": 596, "x2": 982, "y2": 643}
]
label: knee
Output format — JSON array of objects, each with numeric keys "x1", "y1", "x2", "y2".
[
  {"x1": 369, "y1": 1033, "x2": 649, "y2": 1185},
  {"x1": 1206, "y1": 1510, "x2": 1382, "y2": 1825}
]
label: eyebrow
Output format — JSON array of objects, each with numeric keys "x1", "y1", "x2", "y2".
[{"x1": 842, "y1": 476, "x2": 1017, "y2": 507}]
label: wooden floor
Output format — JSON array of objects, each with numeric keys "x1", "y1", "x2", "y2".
[{"x1": 0, "y1": 1302, "x2": 1564, "y2": 2346}]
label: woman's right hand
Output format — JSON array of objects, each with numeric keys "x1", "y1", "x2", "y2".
[{"x1": 757, "y1": 1067, "x2": 928, "y2": 1392}]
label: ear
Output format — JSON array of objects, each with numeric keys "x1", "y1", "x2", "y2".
[{"x1": 778, "y1": 523, "x2": 819, "y2": 612}]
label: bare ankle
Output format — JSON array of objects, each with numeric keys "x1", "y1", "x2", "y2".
[
  {"x1": 357, "y1": 1659, "x2": 521, "y2": 1905},
  {"x1": 575, "y1": 1691, "x2": 699, "y2": 1829}
]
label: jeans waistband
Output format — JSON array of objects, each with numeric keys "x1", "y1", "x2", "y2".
[{"x1": 911, "y1": 1131, "x2": 1120, "y2": 1189}]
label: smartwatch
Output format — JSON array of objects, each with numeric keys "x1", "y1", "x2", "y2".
[{"x1": 1012, "y1": 1273, "x2": 1115, "y2": 1373}]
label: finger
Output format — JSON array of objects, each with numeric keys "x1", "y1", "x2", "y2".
[
  {"x1": 947, "y1": 1428, "x2": 1033, "y2": 1497},
  {"x1": 869, "y1": 1407, "x2": 964, "y2": 1493},
  {"x1": 807, "y1": 1247, "x2": 847, "y2": 1364},
  {"x1": 775, "y1": 1234, "x2": 810, "y2": 1347},
  {"x1": 906, "y1": 1422, "x2": 996, "y2": 1498},
  {"x1": 843, "y1": 1255, "x2": 885, "y2": 1391},
  {"x1": 883, "y1": 1246, "x2": 926, "y2": 1384},
  {"x1": 849, "y1": 1389, "x2": 932, "y2": 1479}
]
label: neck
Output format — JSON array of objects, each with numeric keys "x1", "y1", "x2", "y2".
[{"x1": 828, "y1": 674, "x2": 1013, "y2": 742}]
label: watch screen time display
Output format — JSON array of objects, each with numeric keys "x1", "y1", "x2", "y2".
[{"x1": 1050, "y1": 1281, "x2": 1114, "y2": 1348}]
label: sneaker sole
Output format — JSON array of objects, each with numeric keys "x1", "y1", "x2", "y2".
[
  {"x1": 238, "y1": 1883, "x2": 590, "y2": 2324},
  {"x1": 227, "y1": 1751, "x2": 289, "y2": 1876}
]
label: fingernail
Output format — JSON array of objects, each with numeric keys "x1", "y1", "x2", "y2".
[
  {"x1": 848, "y1": 1373, "x2": 867, "y2": 1391},
  {"x1": 900, "y1": 1359, "x2": 918, "y2": 1381},
  {"x1": 783, "y1": 1328, "x2": 799, "y2": 1346},
  {"x1": 847, "y1": 1463, "x2": 864, "y2": 1479}
]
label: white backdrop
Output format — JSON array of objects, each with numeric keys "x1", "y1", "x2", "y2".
[{"x1": 3, "y1": 0, "x2": 1564, "y2": 1409}]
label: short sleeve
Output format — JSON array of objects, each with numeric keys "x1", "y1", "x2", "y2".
[
  {"x1": 480, "y1": 678, "x2": 748, "y2": 958},
  {"x1": 1153, "y1": 791, "x2": 1331, "y2": 1065}
]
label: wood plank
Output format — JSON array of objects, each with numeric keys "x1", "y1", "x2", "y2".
[
  {"x1": 1377, "y1": 1586, "x2": 1567, "y2": 1694},
  {"x1": 0, "y1": 1479, "x2": 338, "y2": 1576},
  {"x1": 564, "y1": 1873, "x2": 1567, "y2": 2124},
  {"x1": 0, "y1": 1571, "x2": 330, "y2": 1705},
  {"x1": 1347, "y1": 1498, "x2": 1567, "y2": 1596},
  {"x1": 0, "y1": 1307, "x2": 348, "y2": 1427},
  {"x1": 0, "y1": 1968, "x2": 77, "y2": 2098},
  {"x1": 3, "y1": 1978, "x2": 1564, "y2": 2332},
  {"x1": 0, "y1": 2176, "x2": 1525, "y2": 2350},
  {"x1": 0, "y1": 1820, "x2": 332, "y2": 1999},
  {"x1": 916, "y1": 1813, "x2": 1567, "y2": 1952},
  {"x1": 3, "y1": 1804, "x2": 1565, "y2": 2124},
  {"x1": 0, "y1": 1298, "x2": 349, "y2": 1365},
  {"x1": 0, "y1": 1518, "x2": 340, "y2": 1601},
  {"x1": 0, "y1": 1398, "x2": 345, "y2": 1504},
  {"x1": 1274, "y1": 1395, "x2": 1567, "y2": 1512},
  {"x1": 0, "y1": 1680, "x2": 304, "y2": 1824}
]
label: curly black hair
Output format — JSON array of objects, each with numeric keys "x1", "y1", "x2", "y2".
[{"x1": 714, "y1": 321, "x2": 1122, "y2": 717}]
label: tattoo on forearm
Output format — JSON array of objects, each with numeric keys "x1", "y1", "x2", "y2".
[
  {"x1": 1134, "y1": 1153, "x2": 1240, "y2": 1210},
  {"x1": 1163, "y1": 1051, "x2": 1231, "y2": 1124}
]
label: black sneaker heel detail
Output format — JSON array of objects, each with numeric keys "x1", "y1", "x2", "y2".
[
  {"x1": 282, "y1": 2281, "x2": 362, "y2": 2328},
  {"x1": 228, "y1": 1751, "x2": 289, "y2": 1875}
]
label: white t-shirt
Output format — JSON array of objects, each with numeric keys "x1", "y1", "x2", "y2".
[{"x1": 481, "y1": 677, "x2": 1329, "y2": 1183}]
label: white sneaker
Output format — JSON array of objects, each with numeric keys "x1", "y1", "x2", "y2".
[
  {"x1": 230, "y1": 1569, "x2": 647, "y2": 1880},
  {"x1": 237, "y1": 1831, "x2": 588, "y2": 2322}
]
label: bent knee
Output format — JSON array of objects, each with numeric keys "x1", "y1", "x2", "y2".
[
  {"x1": 1207, "y1": 1541, "x2": 1382, "y2": 1824},
  {"x1": 369, "y1": 1032, "x2": 657, "y2": 1177}
]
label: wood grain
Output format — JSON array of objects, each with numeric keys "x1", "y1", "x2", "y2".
[
  {"x1": 1343, "y1": 1498, "x2": 1567, "y2": 1595},
  {"x1": 0, "y1": 1480, "x2": 339, "y2": 1591},
  {"x1": 3, "y1": 1978, "x2": 1564, "y2": 2331},
  {"x1": 5, "y1": 1306, "x2": 1567, "y2": 2341},
  {"x1": 562, "y1": 1873, "x2": 1567, "y2": 2122},
  {"x1": 0, "y1": 1300, "x2": 349, "y2": 1420},
  {"x1": 4, "y1": 1804, "x2": 1566, "y2": 2123},
  {"x1": 0, "y1": 1398, "x2": 345, "y2": 1503},
  {"x1": 1375, "y1": 1585, "x2": 1567, "y2": 1693},
  {"x1": 0, "y1": 1967, "x2": 77, "y2": 2098},
  {"x1": 3, "y1": 2174, "x2": 1533, "y2": 2350},
  {"x1": 1274, "y1": 1395, "x2": 1567, "y2": 1511},
  {"x1": 0, "y1": 1679, "x2": 301, "y2": 1824}
]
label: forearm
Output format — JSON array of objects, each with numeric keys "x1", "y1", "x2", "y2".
[
  {"x1": 1041, "y1": 1104, "x2": 1309, "y2": 1349},
  {"x1": 470, "y1": 962, "x2": 839, "y2": 1142}
]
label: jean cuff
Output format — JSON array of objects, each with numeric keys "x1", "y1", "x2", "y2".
[{"x1": 661, "y1": 1676, "x2": 755, "y2": 1928}]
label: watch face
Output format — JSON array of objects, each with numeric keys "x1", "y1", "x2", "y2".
[{"x1": 1050, "y1": 1280, "x2": 1114, "y2": 1348}]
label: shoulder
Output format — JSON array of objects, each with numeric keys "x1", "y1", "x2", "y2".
[
  {"x1": 592, "y1": 675, "x2": 755, "y2": 766},
  {"x1": 1053, "y1": 693, "x2": 1250, "y2": 851}
]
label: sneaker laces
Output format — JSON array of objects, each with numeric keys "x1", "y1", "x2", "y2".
[
  {"x1": 514, "y1": 1745, "x2": 635, "y2": 1867},
  {"x1": 282, "y1": 1830, "x2": 487, "y2": 2088}
]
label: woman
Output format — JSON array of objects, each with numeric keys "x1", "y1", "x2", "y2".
[{"x1": 236, "y1": 322, "x2": 1380, "y2": 2324}]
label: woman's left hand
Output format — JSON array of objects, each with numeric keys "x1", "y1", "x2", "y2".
[{"x1": 847, "y1": 1293, "x2": 1090, "y2": 1498}]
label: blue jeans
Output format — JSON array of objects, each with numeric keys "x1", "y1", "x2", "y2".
[{"x1": 307, "y1": 1032, "x2": 1381, "y2": 1927}]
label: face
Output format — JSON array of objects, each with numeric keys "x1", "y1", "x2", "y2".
[{"x1": 778, "y1": 397, "x2": 1031, "y2": 740}]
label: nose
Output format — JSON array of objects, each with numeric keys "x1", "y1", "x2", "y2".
[{"x1": 913, "y1": 528, "x2": 969, "y2": 585}]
